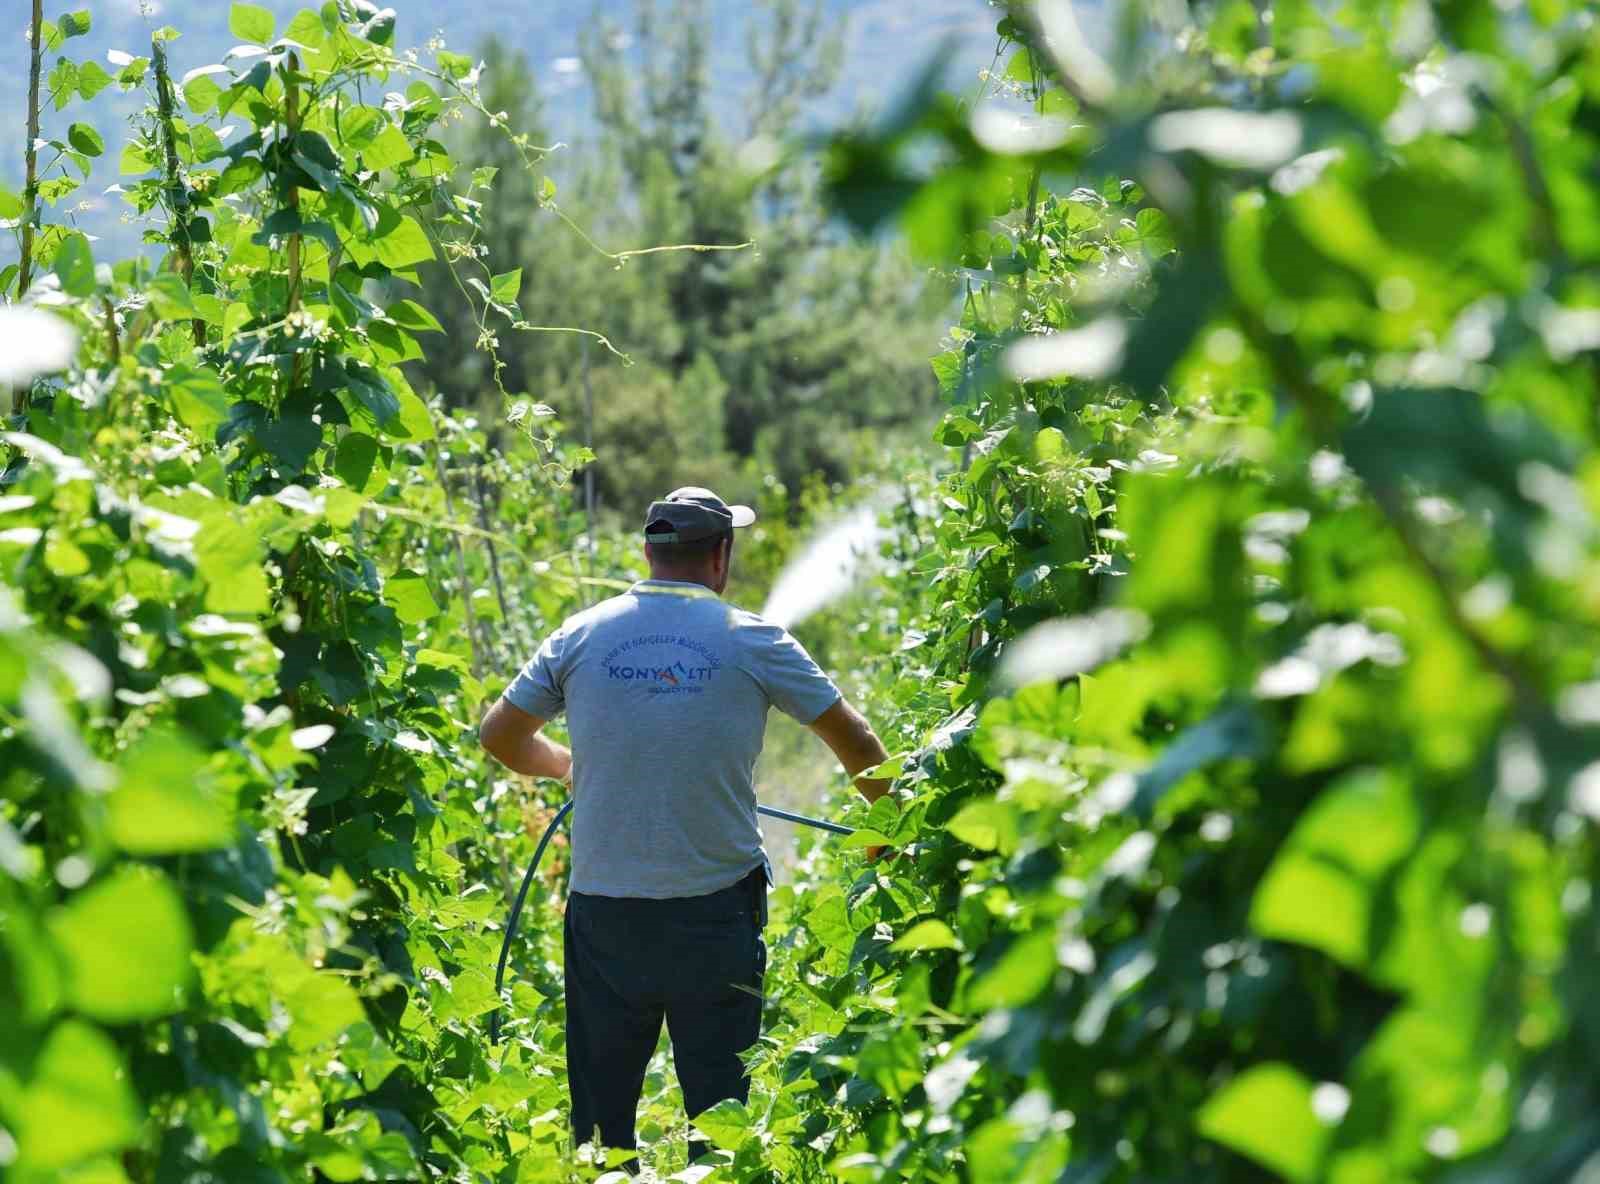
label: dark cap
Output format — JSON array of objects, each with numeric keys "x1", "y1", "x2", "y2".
[{"x1": 643, "y1": 485, "x2": 756, "y2": 543}]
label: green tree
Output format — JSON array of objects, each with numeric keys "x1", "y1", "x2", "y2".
[{"x1": 414, "y1": 0, "x2": 945, "y2": 518}]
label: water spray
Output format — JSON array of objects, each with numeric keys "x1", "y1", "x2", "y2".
[{"x1": 760, "y1": 501, "x2": 890, "y2": 630}]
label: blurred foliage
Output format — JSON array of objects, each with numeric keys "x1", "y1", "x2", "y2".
[
  {"x1": 409, "y1": 0, "x2": 949, "y2": 518},
  {"x1": 692, "y1": 1, "x2": 1600, "y2": 1182}
]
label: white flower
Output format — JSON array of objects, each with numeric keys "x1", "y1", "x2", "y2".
[{"x1": 0, "y1": 307, "x2": 78, "y2": 386}]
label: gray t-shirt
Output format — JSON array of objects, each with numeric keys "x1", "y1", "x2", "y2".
[{"x1": 503, "y1": 578, "x2": 842, "y2": 898}]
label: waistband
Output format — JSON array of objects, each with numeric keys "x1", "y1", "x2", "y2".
[{"x1": 570, "y1": 865, "x2": 767, "y2": 928}]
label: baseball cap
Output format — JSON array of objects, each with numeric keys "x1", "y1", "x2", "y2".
[{"x1": 642, "y1": 486, "x2": 756, "y2": 543}]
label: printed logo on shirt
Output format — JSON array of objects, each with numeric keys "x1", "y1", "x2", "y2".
[{"x1": 601, "y1": 635, "x2": 722, "y2": 696}]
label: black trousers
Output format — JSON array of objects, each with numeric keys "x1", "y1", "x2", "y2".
[{"x1": 564, "y1": 866, "x2": 767, "y2": 1154}]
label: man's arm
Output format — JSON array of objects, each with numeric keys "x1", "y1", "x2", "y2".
[
  {"x1": 807, "y1": 697, "x2": 891, "y2": 804},
  {"x1": 479, "y1": 698, "x2": 573, "y2": 783}
]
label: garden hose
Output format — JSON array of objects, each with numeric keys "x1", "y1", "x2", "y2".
[{"x1": 488, "y1": 800, "x2": 854, "y2": 1044}]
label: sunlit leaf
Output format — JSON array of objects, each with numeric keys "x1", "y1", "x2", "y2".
[
  {"x1": 105, "y1": 729, "x2": 230, "y2": 854},
  {"x1": 47, "y1": 866, "x2": 193, "y2": 1022},
  {"x1": 53, "y1": 233, "x2": 95, "y2": 298},
  {"x1": 383, "y1": 570, "x2": 439, "y2": 624},
  {"x1": 12, "y1": 1021, "x2": 140, "y2": 1172},
  {"x1": 1197, "y1": 1063, "x2": 1330, "y2": 1182},
  {"x1": 229, "y1": 2, "x2": 274, "y2": 44},
  {"x1": 891, "y1": 919, "x2": 960, "y2": 951}
]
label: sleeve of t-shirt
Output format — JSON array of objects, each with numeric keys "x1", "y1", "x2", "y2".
[
  {"x1": 743, "y1": 619, "x2": 842, "y2": 724},
  {"x1": 504, "y1": 627, "x2": 567, "y2": 719}
]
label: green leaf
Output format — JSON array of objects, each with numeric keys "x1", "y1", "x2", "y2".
[
  {"x1": 53, "y1": 233, "x2": 95, "y2": 297},
  {"x1": 48, "y1": 60, "x2": 78, "y2": 111},
  {"x1": 838, "y1": 828, "x2": 892, "y2": 850},
  {"x1": 383, "y1": 570, "x2": 439, "y2": 624},
  {"x1": 1196, "y1": 1063, "x2": 1330, "y2": 1183},
  {"x1": 858, "y1": 1026, "x2": 924, "y2": 1099},
  {"x1": 66, "y1": 122, "x2": 103, "y2": 157},
  {"x1": 386, "y1": 299, "x2": 443, "y2": 334},
  {"x1": 891, "y1": 919, "x2": 960, "y2": 951},
  {"x1": 371, "y1": 210, "x2": 434, "y2": 270},
  {"x1": 229, "y1": 2, "x2": 275, "y2": 43},
  {"x1": 44, "y1": 534, "x2": 89, "y2": 577},
  {"x1": 343, "y1": 360, "x2": 400, "y2": 424},
  {"x1": 60, "y1": 10, "x2": 91, "y2": 37},
  {"x1": 196, "y1": 513, "x2": 271, "y2": 615},
  {"x1": 106, "y1": 730, "x2": 230, "y2": 854},
  {"x1": 0, "y1": 186, "x2": 23, "y2": 219},
  {"x1": 166, "y1": 366, "x2": 230, "y2": 439},
  {"x1": 946, "y1": 796, "x2": 1018, "y2": 854},
  {"x1": 691, "y1": 1098, "x2": 753, "y2": 1152},
  {"x1": 338, "y1": 105, "x2": 385, "y2": 149},
  {"x1": 183, "y1": 73, "x2": 224, "y2": 114},
  {"x1": 490, "y1": 268, "x2": 523, "y2": 306},
  {"x1": 75, "y1": 60, "x2": 113, "y2": 100},
  {"x1": 284, "y1": 8, "x2": 329, "y2": 48},
  {"x1": 284, "y1": 971, "x2": 364, "y2": 1051},
  {"x1": 47, "y1": 866, "x2": 193, "y2": 1022},
  {"x1": 146, "y1": 272, "x2": 198, "y2": 320},
  {"x1": 361, "y1": 123, "x2": 414, "y2": 172},
  {"x1": 291, "y1": 131, "x2": 345, "y2": 192},
  {"x1": 381, "y1": 382, "x2": 436, "y2": 441},
  {"x1": 12, "y1": 1021, "x2": 140, "y2": 1173},
  {"x1": 117, "y1": 55, "x2": 151, "y2": 87},
  {"x1": 119, "y1": 141, "x2": 155, "y2": 175},
  {"x1": 805, "y1": 885, "x2": 855, "y2": 952},
  {"x1": 1250, "y1": 770, "x2": 1419, "y2": 971},
  {"x1": 437, "y1": 50, "x2": 474, "y2": 79},
  {"x1": 257, "y1": 411, "x2": 323, "y2": 474},
  {"x1": 1131, "y1": 700, "x2": 1265, "y2": 816},
  {"x1": 968, "y1": 929, "x2": 1055, "y2": 1009},
  {"x1": 253, "y1": 208, "x2": 342, "y2": 254},
  {"x1": 334, "y1": 431, "x2": 386, "y2": 494},
  {"x1": 359, "y1": 6, "x2": 396, "y2": 45}
]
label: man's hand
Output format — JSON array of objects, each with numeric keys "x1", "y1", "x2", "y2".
[
  {"x1": 480, "y1": 698, "x2": 573, "y2": 783},
  {"x1": 807, "y1": 698, "x2": 898, "y2": 862}
]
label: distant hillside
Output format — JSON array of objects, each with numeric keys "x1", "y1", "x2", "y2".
[{"x1": 0, "y1": 0, "x2": 999, "y2": 259}]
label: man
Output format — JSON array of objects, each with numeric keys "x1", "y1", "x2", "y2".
[{"x1": 479, "y1": 486, "x2": 892, "y2": 1165}]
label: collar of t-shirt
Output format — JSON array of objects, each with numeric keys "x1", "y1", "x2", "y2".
[{"x1": 630, "y1": 578, "x2": 721, "y2": 600}]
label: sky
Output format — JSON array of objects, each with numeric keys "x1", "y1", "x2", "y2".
[{"x1": 0, "y1": 0, "x2": 1007, "y2": 258}]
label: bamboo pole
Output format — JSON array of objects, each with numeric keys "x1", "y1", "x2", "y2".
[
  {"x1": 151, "y1": 37, "x2": 206, "y2": 350},
  {"x1": 434, "y1": 441, "x2": 484, "y2": 679},
  {"x1": 17, "y1": 0, "x2": 42, "y2": 301},
  {"x1": 283, "y1": 52, "x2": 306, "y2": 397}
]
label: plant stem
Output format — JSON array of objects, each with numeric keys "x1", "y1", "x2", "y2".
[
  {"x1": 152, "y1": 37, "x2": 206, "y2": 350},
  {"x1": 474, "y1": 466, "x2": 512, "y2": 629},
  {"x1": 18, "y1": 0, "x2": 43, "y2": 301},
  {"x1": 102, "y1": 297, "x2": 119, "y2": 368},
  {"x1": 433, "y1": 436, "x2": 484, "y2": 679}
]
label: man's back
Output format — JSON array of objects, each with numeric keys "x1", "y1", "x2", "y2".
[{"x1": 505, "y1": 578, "x2": 841, "y2": 898}]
